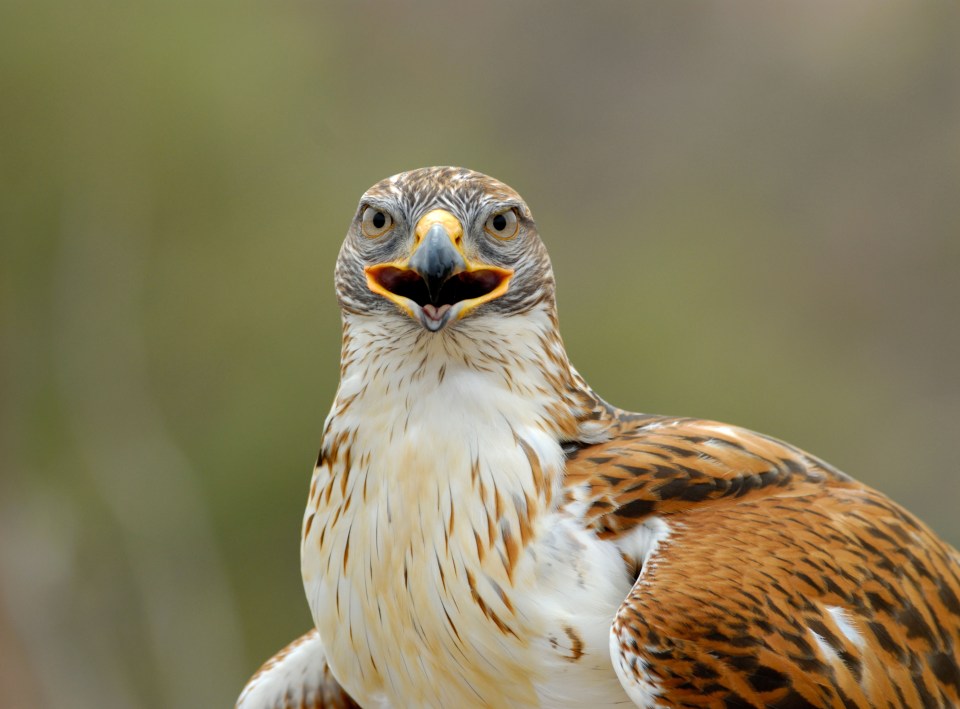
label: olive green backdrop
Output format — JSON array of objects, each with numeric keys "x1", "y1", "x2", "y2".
[{"x1": 2, "y1": 1, "x2": 959, "y2": 707}]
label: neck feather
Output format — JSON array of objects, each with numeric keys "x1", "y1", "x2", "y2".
[{"x1": 335, "y1": 305, "x2": 594, "y2": 440}]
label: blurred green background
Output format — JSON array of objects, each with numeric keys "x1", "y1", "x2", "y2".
[{"x1": 2, "y1": 1, "x2": 959, "y2": 706}]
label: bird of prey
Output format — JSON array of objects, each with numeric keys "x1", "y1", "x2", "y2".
[{"x1": 237, "y1": 167, "x2": 960, "y2": 708}]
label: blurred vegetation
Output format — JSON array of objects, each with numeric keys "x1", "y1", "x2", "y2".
[{"x1": 1, "y1": 1, "x2": 959, "y2": 707}]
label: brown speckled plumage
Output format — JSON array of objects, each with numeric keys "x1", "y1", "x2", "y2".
[{"x1": 568, "y1": 410, "x2": 960, "y2": 707}]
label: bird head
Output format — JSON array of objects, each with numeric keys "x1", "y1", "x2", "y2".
[{"x1": 335, "y1": 167, "x2": 555, "y2": 333}]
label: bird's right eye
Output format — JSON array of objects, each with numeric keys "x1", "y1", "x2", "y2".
[{"x1": 361, "y1": 207, "x2": 394, "y2": 238}]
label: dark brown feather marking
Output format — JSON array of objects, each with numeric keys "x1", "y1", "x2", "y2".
[{"x1": 562, "y1": 410, "x2": 960, "y2": 707}]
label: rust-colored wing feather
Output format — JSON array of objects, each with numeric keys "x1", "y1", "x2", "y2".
[
  {"x1": 565, "y1": 413, "x2": 960, "y2": 708},
  {"x1": 236, "y1": 629, "x2": 359, "y2": 709}
]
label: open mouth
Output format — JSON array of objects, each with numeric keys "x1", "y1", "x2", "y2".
[
  {"x1": 371, "y1": 267, "x2": 507, "y2": 308},
  {"x1": 366, "y1": 265, "x2": 512, "y2": 331}
]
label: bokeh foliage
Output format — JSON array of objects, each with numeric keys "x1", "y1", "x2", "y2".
[{"x1": 2, "y1": 1, "x2": 959, "y2": 706}]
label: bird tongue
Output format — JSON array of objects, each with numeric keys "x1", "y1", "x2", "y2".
[{"x1": 422, "y1": 303, "x2": 452, "y2": 322}]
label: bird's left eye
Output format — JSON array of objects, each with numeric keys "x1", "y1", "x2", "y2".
[
  {"x1": 484, "y1": 209, "x2": 519, "y2": 240},
  {"x1": 361, "y1": 207, "x2": 394, "y2": 238}
]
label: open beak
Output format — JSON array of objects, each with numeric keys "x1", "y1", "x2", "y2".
[{"x1": 364, "y1": 209, "x2": 513, "y2": 331}]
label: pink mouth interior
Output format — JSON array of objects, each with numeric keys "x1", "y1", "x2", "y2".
[{"x1": 422, "y1": 303, "x2": 452, "y2": 322}]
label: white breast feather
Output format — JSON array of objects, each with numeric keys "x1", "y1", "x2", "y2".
[{"x1": 301, "y1": 310, "x2": 636, "y2": 707}]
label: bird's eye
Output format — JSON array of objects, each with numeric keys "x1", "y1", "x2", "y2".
[
  {"x1": 361, "y1": 207, "x2": 394, "y2": 238},
  {"x1": 484, "y1": 209, "x2": 519, "y2": 240}
]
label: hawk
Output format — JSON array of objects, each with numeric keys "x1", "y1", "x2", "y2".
[{"x1": 237, "y1": 167, "x2": 960, "y2": 708}]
